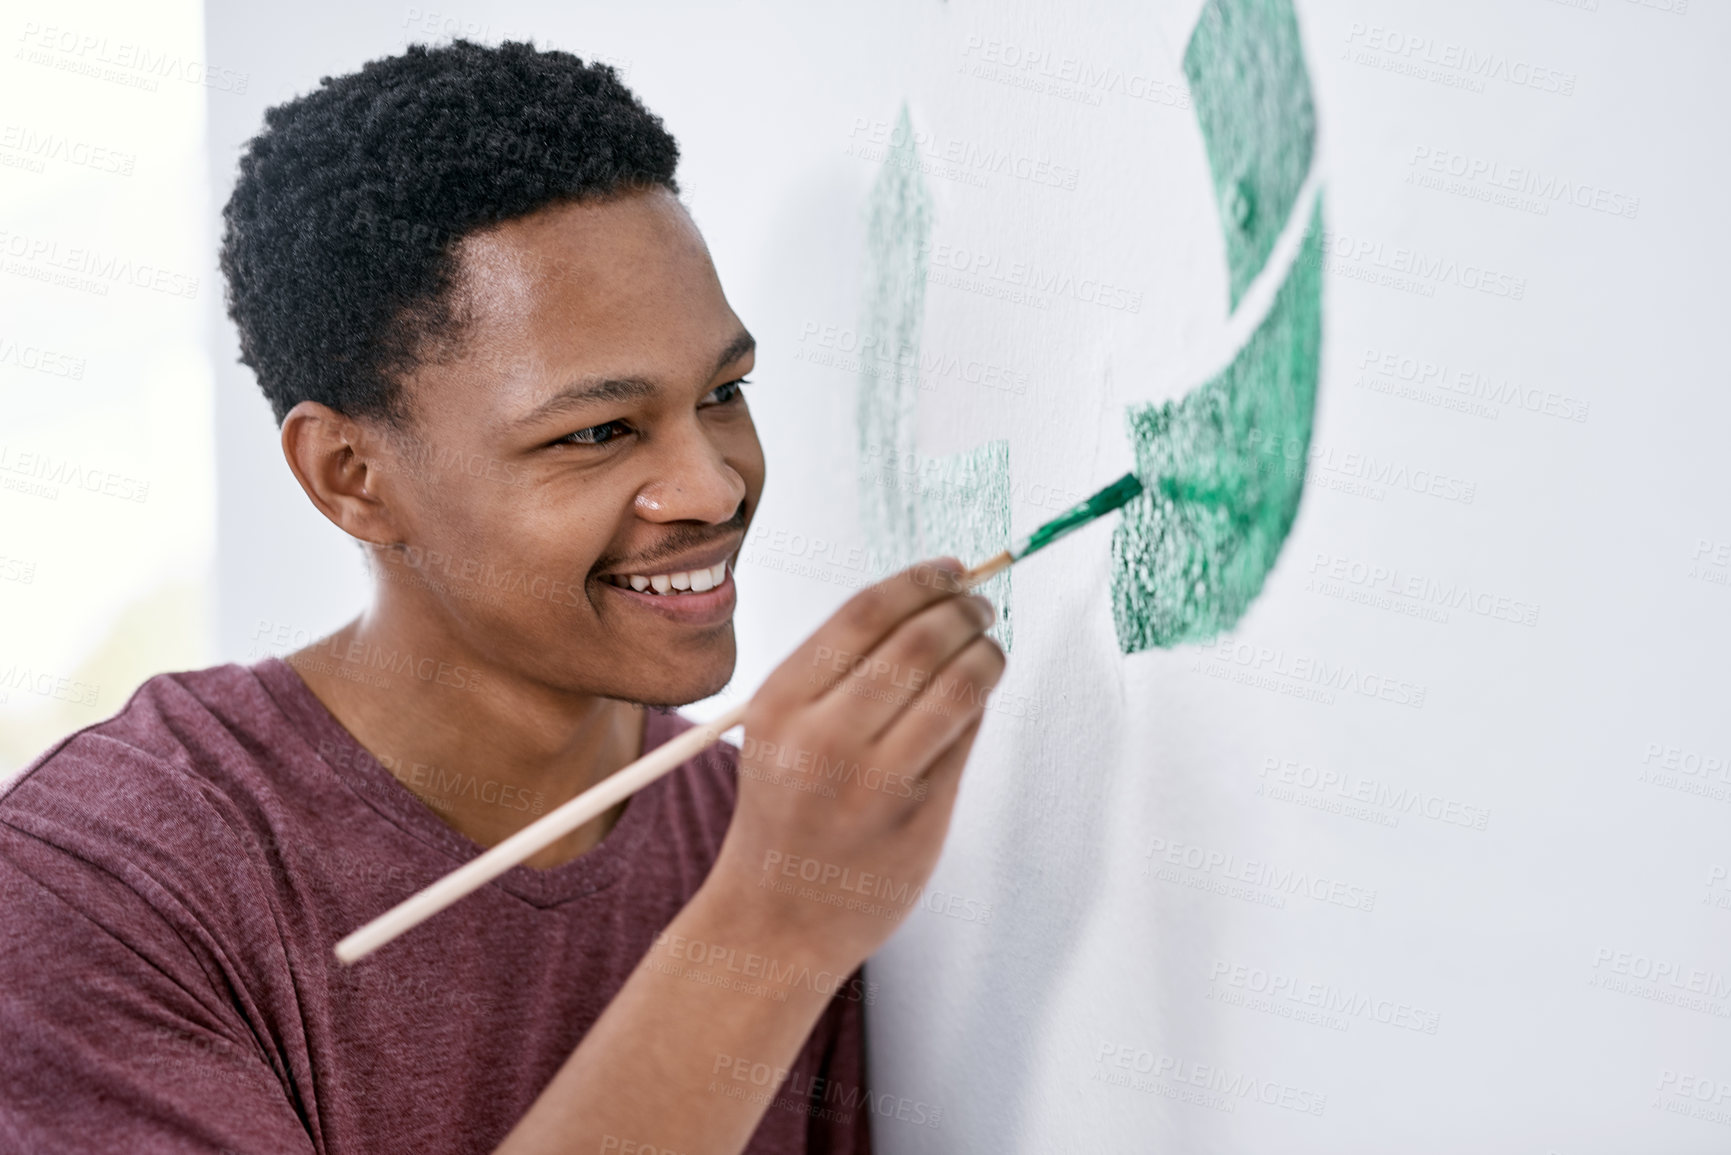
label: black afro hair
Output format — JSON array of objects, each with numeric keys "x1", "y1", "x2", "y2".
[{"x1": 219, "y1": 39, "x2": 681, "y2": 426}]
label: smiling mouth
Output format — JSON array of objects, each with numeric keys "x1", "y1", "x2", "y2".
[{"x1": 601, "y1": 559, "x2": 730, "y2": 596}]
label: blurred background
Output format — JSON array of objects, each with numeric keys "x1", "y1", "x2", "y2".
[{"x1": 3, "y1": 0, "x2": 1727, "y2": 1150}]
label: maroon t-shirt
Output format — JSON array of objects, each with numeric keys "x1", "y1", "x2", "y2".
[{"x1": 0, "y1": 658, "x2": 872, "y2": 1154}]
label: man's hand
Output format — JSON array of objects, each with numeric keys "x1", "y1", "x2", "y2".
[
  {"x1": 705, "y1": 556, "x2": 1006, "y2": 972},
  {"x1": 494, "y1": 558, "x2": 1004, "y2": 1155}
]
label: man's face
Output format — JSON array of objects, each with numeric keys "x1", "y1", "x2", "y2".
[{"x1": 374, "y1": 188, "x2": 764, "y2": 706}]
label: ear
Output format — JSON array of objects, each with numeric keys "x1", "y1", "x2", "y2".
[{"x1": 280, "y1": 401, "x2": 405, "y2": 546}]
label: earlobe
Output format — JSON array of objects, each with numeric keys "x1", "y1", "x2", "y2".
[{"x1": 280, "y1": 401, "x2": 402, "y2": 546}]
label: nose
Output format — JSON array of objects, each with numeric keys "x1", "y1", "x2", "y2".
[{"x1": 632, "y1": 422, "x2": 747, "y2": 524}]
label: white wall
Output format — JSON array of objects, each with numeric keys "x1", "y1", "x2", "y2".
[
  {"x1": 206, "y1": 1, "x2": 1731, "y2": 1150},
  {"x1": 0, "y1": 0, "x2": 215, "y2": 776}
]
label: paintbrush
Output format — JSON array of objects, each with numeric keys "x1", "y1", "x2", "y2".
[
  {"x1": 961, "y1": 471, "x2": 1144, "y2": 586},
  {"x1": 334, "y1": 472, "x2": 1144, "y2": 964}
]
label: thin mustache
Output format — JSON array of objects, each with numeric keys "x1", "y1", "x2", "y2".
[{"x1": 593, "y1": 503, "x2": 748, "y2": 574}]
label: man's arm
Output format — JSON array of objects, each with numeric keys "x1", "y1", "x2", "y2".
[{"x1": 494, "y1": 559, "x2": 1003, "y2": 1155}]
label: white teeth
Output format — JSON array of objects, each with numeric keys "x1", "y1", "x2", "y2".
[{"x1": 617, "y1": 561, "x2": 731, "y2": 595}]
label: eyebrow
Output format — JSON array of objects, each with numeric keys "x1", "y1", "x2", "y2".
[
  {"x1": 509, "y1": 329, "x2": 756, "y2": 433},
  {"x1": 711, "y1": 330, "x2": 757, "y2": 379}
]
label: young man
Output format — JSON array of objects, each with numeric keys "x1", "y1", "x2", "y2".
[{"x1": 0, "y1": 41, "x2": 1003, "y2": 1154}]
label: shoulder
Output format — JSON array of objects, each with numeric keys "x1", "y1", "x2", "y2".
[
  {"x1": 0, "y1": 666, "x2": 314, "y2": 1151},
  {"x1": 2, "y1": 661, "x2": 281, "y2": 830},
  {"x1": 0, "y1": 662, "x2": 299, "y2": 957}
]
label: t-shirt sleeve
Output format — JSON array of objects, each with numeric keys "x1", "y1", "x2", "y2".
[
  {"x1": 0, "y1": 824, "x2": 316, "y2": 1155},
  {"x1": 805, "y1": 972, "x2": 874, "y2": 1155}
]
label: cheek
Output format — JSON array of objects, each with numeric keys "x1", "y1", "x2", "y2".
[
  {"x1": 400, "y1": 473, "x2": 494, "y2": 561},
  {"x1": 407, "y1": 469, "x2": 612, "y2": 592}
]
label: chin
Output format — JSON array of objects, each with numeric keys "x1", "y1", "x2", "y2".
[{"x1": 622, "y1": 647, "x2": 736, "y2": 708}]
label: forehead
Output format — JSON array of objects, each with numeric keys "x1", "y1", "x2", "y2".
[{"x1": 453, "y1": 188, "x2": 734, "y2": 373}]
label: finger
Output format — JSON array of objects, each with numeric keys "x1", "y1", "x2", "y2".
[
  {"x1": 896, "y1": 711, "x2": 984, "y2": 845},
  {"x1": 809, "y1": 593, "x2": 995, "y2": 744},
  {"x1": 870, "y1": 633, "x2": 1005, "y2": 773},
  {"x1": 752, "y1": 557, "x2": 967, "y2": 716}
]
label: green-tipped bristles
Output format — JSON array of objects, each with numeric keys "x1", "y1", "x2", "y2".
[
  {"x1": 1012, "y1": 472, "x2": 1144, "y2": 561},
  {"x1": 959, "y1": 472, "x2": 1144, "y2": 589}
]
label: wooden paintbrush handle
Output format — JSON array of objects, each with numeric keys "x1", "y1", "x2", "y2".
[
  {"x1": 339, "y1": 551, "x2": 1016, "y2": 963},
  {"x1": 335, "y1": 699, "x2": 751, "y2": 963},
  {"x1": 962, "y1": 550, "x2": 1014, "y2": 588}
]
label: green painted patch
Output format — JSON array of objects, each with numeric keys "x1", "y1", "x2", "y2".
[
  {"x1": 1184, "y1": 0, "x2": 1317, "y2": 311},
  {"x1": 856, "y1": 105, "x2": 931, "y2": 563},
  {"x1": 855, "y1": 104, "x2": 1013, "y2": 647},
  {"x1": 917, "y1": 439, "x2": 1012, "y2": 648},
  {"x1": 1110, "y1": 199, "x2": 1323, "y2": 652}
]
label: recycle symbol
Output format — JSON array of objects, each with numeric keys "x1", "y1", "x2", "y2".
[{"x1": 855, "y1": 0, "x2": 1322, "y2": 654}]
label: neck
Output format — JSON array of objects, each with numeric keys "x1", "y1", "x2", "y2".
[{"x1": 286, "y1": 592, "x2": 646, "y2": 869}]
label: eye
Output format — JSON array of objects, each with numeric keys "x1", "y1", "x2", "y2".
[
  {"x1": 701, "y1": 377, "x2": 750, "y2": 406},
  {"x1": 557, "y1": 419, "x2": 633, "y2": 447}
]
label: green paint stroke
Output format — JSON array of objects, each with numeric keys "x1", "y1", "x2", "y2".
[
  {"x1": 917, "y1": 439, "x2": 1012, "y2": 648},
  {"x1": 857, "y1": 105, "x2": 932, "y2": 569},
  {"x1": 1110, "y1": 199, "x2": 1323, "y2": 652},
  {"x1": 855, "y1": 104, "x2": 1013, "y2": 647},
  {"x1": 1184, "y1": 0, "x2": 1317, "y2": 311}
]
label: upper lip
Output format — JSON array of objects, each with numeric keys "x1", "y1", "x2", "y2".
[{"x1": 597, "y1": 535, "x2": 743, "y2": 579}]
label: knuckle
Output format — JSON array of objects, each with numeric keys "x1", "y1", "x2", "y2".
[
  {"x1": 909, "y1": 560, "x2": 960, "y2": 592},
  {"x1": 960, "y1": 637, "x2": 1006, "y2": 683},
  {"x1": 896, "y1": 619, "x2": 947, "y2": 661},
  {"x1": 838, "y1": 588, "x2": 885, "y2": 632}
]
